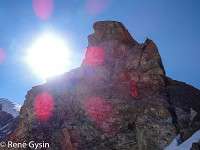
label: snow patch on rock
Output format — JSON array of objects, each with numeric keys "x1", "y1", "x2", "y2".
[{"x1": 165, "y1": 130, "x2": 200, "y2": 150}]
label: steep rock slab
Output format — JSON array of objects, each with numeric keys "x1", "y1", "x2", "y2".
[{"x1": 8, "y1": 21, "x2": 185, "y2": 150}]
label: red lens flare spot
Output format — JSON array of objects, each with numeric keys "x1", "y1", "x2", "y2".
[
  {"x1": 85, "y1": 96, "x2": 115, "y2": 133},
  {"x1": 86, "y1": 0, "x2": 114, "y2": 15},
  {"x1": 33, "y1": 0, "x2": 54, "y2": 19},
  {"x1": 130, "y1": 80, "x2": 139, "y2": 99},
  {"x1": 34, "y1": 92, "x2": 55, "y2": 120},
  {"x1": 0, "y1": 48, "x2": 5, "y2": 64},
  {"x1": 83, "y1": 46, "x2": 106, "y2": 67}
]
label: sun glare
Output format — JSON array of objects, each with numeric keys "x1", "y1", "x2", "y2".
[{"x1": 27, "y1": 34, "x2": 70, "y2": 79}]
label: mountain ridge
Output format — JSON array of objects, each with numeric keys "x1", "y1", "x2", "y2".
[
  {"x1": 0, "y1": 98, "x2": 20, "y2": 142},
  {"x1": 0, "y1": 98, "x2": 21, "y2": 118}
]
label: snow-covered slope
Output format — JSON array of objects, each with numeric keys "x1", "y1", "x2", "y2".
[
  {"x1": 165, "y1": 130, "x2": 200, "y2": 150},
  {"x1": 0, "y1": 98, "x2": 21, "y2": 117}
]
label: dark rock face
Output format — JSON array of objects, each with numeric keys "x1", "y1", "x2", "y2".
[
  {"x1": 0, "y1": 110, "x2": 19, "y2": 142},
  {"x1": 7, "y1": 21, "x2": 200, "y2": 150},
  {"x1": 166, "y1": 78, "x2": 200, "y2": 141},
  {"x1": 0, "y1": 111, "x2": 13, "y2": 127},
  {"x1": 190, "y1": 141, "x2": 200, "y2": 150}
]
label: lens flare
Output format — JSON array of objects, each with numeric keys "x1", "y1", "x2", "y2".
[
  {"x1": 26, "y1": 34, "x2": 70, "y2": 79},
  {"x1": 86, "y1": 0, "x2": 114, "y2": 15},
  {"x1": 34, "y1": 92, "x2": 55, "y2": 120},
  {"x1": 83, "y1": 46, "x2": 106, "y2": 67},
  {"x1": 85, "y1": 96, "x2": 115, "y2": 133},
  {"x1": 0, "y1": 48, "x2": 5, "y2": 64},
  {"x1": 33, "y1": 0, "x2": 54, "y2": 19}
]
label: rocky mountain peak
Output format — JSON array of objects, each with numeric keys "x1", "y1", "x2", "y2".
[
  {"x1": 83, "y1": 21, "x2": 165, "y2": 88},
  {"x1": 6, "y1": 21, "x2": 200, "y2": 150},
  {"x1": 88, "y1": 21, "x2": 138, "y2": 46}
]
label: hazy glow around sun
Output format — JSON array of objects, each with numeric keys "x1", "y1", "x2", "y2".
[{"x1": 26, "y1": 34, "x2": 70, "y2": 79}]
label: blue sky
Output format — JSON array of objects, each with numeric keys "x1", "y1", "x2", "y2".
[{"x1": 0, "y1": 0, "x2": 199, "y2": 105}]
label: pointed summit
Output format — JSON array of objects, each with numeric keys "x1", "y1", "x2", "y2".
[{"x1": 88, "y1": 21, "x2": 138, "y2": 46}]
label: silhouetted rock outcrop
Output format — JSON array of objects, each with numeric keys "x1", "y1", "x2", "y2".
[{"x1": 6, "y1": 21, "x2": 200, "y2": 150}]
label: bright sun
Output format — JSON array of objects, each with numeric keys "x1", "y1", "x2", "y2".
[{"x1": 26, "y1": 34, "x2": 70, "y2": 79}]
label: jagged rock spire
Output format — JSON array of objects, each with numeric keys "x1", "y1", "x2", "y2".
[{"x1": 88, "y1": 21, "x2": 138, "y2": 46}]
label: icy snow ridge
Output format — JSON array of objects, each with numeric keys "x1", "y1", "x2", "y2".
[
  {"x1": 165, "y1": 130, "x2": 200, "y2": 150},
  {"x1": 0, "y1": 98, "x2": 21, "y2": 117}
]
